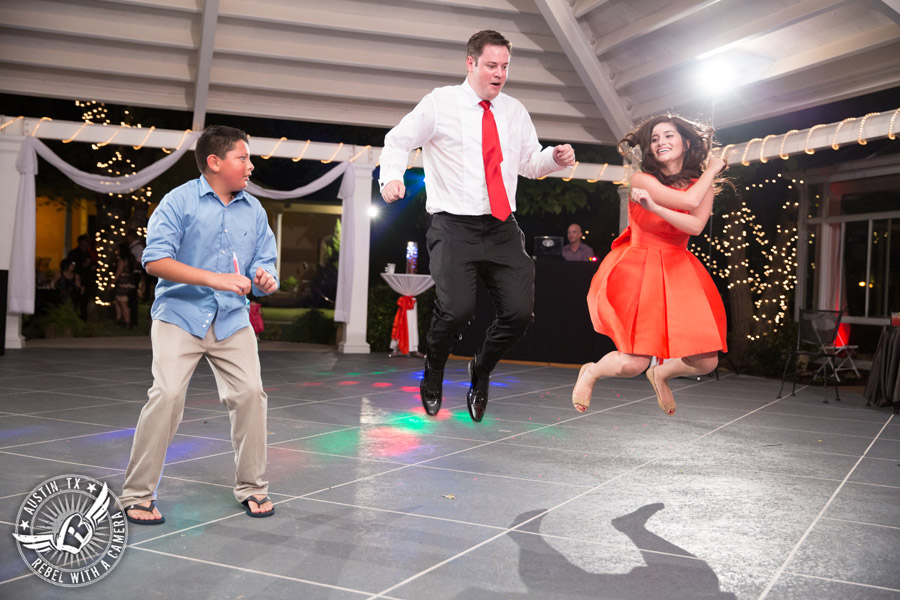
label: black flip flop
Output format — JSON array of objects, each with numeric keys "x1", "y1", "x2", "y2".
[
  {"x1": 241, "y1": 495, "x2": 275, "y2": 518},
  {"x1": 125, "y1": 500, "x2": 165, "y2": 525}
]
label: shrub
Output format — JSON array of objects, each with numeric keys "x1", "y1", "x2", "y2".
[
  {"x1": 283, "y1": 308, "x2": 336, "y2": 345},
  {"x1": 37, "y1": 300, "x2": 85, "y2": 338}
]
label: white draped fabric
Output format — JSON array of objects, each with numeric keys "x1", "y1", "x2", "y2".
[
  {"x1": 11, "y1": 134, "x2": 200, "y2": 313},
  {"x1": 248, "y1": 161, "x2": 356, "y2": 323},
  {"x1": 11, "y1": 136, "x2": 358, "y2": 318}
]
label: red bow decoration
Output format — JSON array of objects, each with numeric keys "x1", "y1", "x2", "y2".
[{"x1": 390, "y1": 295, "x2": 417, "y2": 355}]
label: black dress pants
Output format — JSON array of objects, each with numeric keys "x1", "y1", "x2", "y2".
[{"x1": 425, "y1": 212, "x2": 535, "y2": 373}]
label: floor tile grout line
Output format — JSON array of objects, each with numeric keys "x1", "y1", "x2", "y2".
[
  {"x1": 3, "y1": 399, "x2": 137, "y2": 415},
  {"x1": 130, "y1": 546, "x2": 382, "y2": 597},
  {"x1": 0, "y1": 573, "x2": 33, "y2": 587},
  {"x1": 0, "y1": 428, "x2": 133, "y2": 451},
  {"x1": 757, "y1": 412, "x2": 896, "y2": 600},
  {"x1": 129, "y1": 411, "x2": 623, "y2": 548},
  {"x1": 821, "y1": 516, "x2": 900, "y2": 531},
  {"x1": 0, "y1": 449, "x2": 125, "y2": 473},
  {"x1": 366, "y1": 375, "x2": 803, "y2": 598},
  {"x1": 366, "y1": 453, "x2": 672, "y2": 599},
  {"x1": 782, "y1": 571, "x2": 900, "y2": 593}
]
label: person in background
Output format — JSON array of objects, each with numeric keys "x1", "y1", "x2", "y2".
[
  {"x1": 379, "y1": 29, "x2": 576, "y2": 422},
  {"x1": 66, "y1": 234, "x2": 95, "y2": 320},
  {"x1": 562, "y1": 223, "x2": 594, "y2": 261},
  {"x1": 113, "y1": 242, "x2": 136, "y2": 328}
]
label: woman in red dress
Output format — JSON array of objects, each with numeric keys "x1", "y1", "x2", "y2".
[{"x1": 572, "y1": 115, "x2": 729, "y2": 415}]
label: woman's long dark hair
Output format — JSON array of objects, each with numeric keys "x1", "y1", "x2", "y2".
[{"x1": 618, "y1": 114, "x2": 718, "y2": 190}]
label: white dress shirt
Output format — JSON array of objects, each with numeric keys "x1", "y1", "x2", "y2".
[{"x1": 379, "y1": 79, "x2": 561, "y2": 215}]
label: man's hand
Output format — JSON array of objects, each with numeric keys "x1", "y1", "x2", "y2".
[
  {"x1": 254, "y1": 268, "x2": 278, "y2": 294},
  {"x1": 553, "y1": 144, "x2": 576, "y2": 167},
  {"x1": 381, "y1": 180, "x2": 406, "y2": 203},
  {"x1": 211, "y1": 273, "x2": 252, "y2": 295}
]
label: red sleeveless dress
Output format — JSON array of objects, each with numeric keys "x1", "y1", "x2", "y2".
[{"x1": 586, "y1": 191, "x2": 727, "y2": 359}]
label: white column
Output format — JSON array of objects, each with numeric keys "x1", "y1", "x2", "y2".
[
  {"x1": 338, "y1": 161, "x2": 373, "y2": 354},
  {"x1": 0, "y1": 134, "x2": 25, "y2": 349}
]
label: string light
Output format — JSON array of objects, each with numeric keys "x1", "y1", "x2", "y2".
[
  {"x1": 857, "y1": 112, "x2": 879, "y2": 146},
  {"x1": 160, "y1": 129, "x2": 192, "y2": 154},
  {"x1": 759, "y1": 134, "x2": 777, "y2": 163},
  {"x1": 741, "y1": 138, "x2": 762, "y2": 166},
  {"x1": 562, "y1": 161, "x2": 579, "y2": 182},
  {"x1": 888, "y1": 107, "x2": 900, "y2": 140},
  {"x1": 778, "y1": 129, "x2": 798, "y2": 160},
  {"x1": 261, "y1": 137, "x2": 286, "y2": 159},
  {"x1": 94, "y1": 123, "x2": 129, "y2": 149},
  {"x1": 132, "y1": 125, "x2": 155, "y2": 150},
  {"x1": 321, "y1": 142, "x2": 344, "y2": 164},
  {"x1": 0, "y1": 115, "x2": 24, "y2": 131},
  {"x1": 62, "y1": 122, "x2": 89, "y2": 143},
  {"x1": 831, "y1": 117, "x2": 855, "y2": 150},
  {"x1": 291, "y1": 140, "x2": 311, "y2": 162},
  {"x1": 348, "y1": 145, "x2": 371, "y2": 163},
  {"x1": 30, "y1": 116, "x2": 53, "y2": 137},
  {"x1": 803, "y1": 124, "x2": 827, "y2": 154},
  {"x1": 586, "y1": 163, "x2": 608, "y2": 184}
]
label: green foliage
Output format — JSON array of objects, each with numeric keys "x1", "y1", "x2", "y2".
[
  {"x1": 281, "y1": 275, "x2": 299, "y2": 292},
  {"x1": 322, "y1": 219, "x2": 341, "y2": 267},
  {"x1": 36, "y1": 300, "x2": 85, "y2": 338},
  {"x1": 282, "y1": 308, "x2": 337, "y2": 345},
  {"x1": 745, "y1": 319, "x2": 799, "y2": 378}
]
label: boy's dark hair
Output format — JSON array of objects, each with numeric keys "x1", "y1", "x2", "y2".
[
  {"x1": 195, "y1": 125, "x2": 249, "y2": 173},
  {"x1": 467, "y1": 30, "x2": 511, "y2": 62}
]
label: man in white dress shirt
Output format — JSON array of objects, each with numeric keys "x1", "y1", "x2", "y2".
[{"x1": 379, "y1": 30, "x2": 575, "y2": 422}]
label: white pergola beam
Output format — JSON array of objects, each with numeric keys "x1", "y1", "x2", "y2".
[
  {"x1": 533, "y1": 0, "x2": 632, "y2": 140},
  {"x1": 8, "y1": 109, "x2": 897, "y2": 180},
  {"x1": 217, "y1": 0, "x2": 559, "y2": 54},
  {"x1": 592, "y1": 0, "x2": 721, "y2": 56},
  {"x1": 0, "y1": 0, "x2": 195, "y2": 49},
  {"x1": 191, "y1": 0, "x2": 218, "y2": 132},
  {"x1": 0, "y1": 116, "x2": 628, "y2": 182},
  {"x1": 635, "y1": 29, "x2": 898, "y2": 115},
  {"x1": 866, "y1": 0, "x2": 900, "y2": 25},
  {"x1": 572, "y1": 0, "x2": 611, "y2": 19},
  {"x1": 614, "y1": 0, "x2": 850, "y2": 90}
]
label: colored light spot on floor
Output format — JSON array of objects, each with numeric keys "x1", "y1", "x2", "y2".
[
  {"x1": 338, "y1": 381, "x2": 360, "y2": 386},
  {"x1": 372, "y1": 382, "x2": 392, "y2": 388}
]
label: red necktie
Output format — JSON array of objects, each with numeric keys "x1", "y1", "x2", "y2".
[{"x1": 479, "y1": 100, "x2": 511, "y2": 221}]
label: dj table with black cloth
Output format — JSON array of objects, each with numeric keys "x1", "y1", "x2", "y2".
[{"x1": 451, "y1": 260, "x2": 615, "y2": 365}]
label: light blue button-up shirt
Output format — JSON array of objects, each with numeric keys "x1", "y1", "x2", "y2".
[{"x1": 143, "y1": 175, "x2": 278, "y2": 340}]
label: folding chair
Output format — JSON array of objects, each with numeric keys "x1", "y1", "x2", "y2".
[
  {"x1": 777, "y1": 309, "x2": 843, "y2": 403},
  {"x1": 818, "y1": 319, "x2": 860, "y2": 381}
]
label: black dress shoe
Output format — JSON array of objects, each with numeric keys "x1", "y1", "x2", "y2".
[
  {"x1": 420, "y1": 367, "x2": 443, "y2": 416},
  {"x1": 466, "y1": 359, "x2": 490, "y2": 422}
]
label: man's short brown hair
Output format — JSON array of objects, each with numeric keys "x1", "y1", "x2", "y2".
[{"x1": 466, "y1": 30, "x2": 511, "y2": 62}]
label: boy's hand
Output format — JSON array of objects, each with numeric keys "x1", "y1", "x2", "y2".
[
  {"x1": 212, "y1": 273, "x2": 252, "y2": 295},
  {"x1": 254, "y1": 268, "x2": 278, "y2": 294}
]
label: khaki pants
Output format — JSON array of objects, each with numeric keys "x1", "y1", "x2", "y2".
[{"x1": 120, "y1": 320, "x2": 268, "y2": 508}]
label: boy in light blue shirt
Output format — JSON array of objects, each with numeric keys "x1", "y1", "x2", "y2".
[{"x1": 120, "y1": 125, "x2": 279, "y2": 523}]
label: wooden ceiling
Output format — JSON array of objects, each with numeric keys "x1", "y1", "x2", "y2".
[{"x1": 1, "y1": 0, "x2": 898, "y2": 145}]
